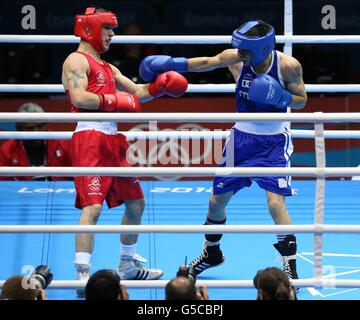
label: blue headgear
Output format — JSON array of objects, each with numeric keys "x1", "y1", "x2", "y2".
[{"x1": 231, "y1": 20, "x2": 275, "y2": 66}]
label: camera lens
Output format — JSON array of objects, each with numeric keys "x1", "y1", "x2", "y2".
[
  {"x1": 31, "y1": 265, "x2": 53, "y2": 290},
  {"x1": 32, "y1": 274, "x2": 46, "y2": 289}
]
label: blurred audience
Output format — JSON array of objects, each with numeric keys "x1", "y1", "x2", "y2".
[
  {"x1": 0, "y1": 275, "x2": 47, "y2": 300},
  {"x1": 253, "y1": 267, "x2": 297, "y2": 300},
  {"x1": 0, "y1": 102, "x2": 72, "y2": 181},
  {"x1": 109, "y1": 22, "x2": 160, "y2": 83},
  {"x1": 85, "y1": 269, "x2": 129, "y2": 300}
]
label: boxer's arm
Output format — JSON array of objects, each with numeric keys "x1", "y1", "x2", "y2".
[
  {"x1": 62, "y1": 53, "x2": 101, "y2": 109},
  {"x1": 110, "y1": 64, "x2": 154, "y2": 103},
  {"x1": 281, "y1": 56, "x2": 307, "y2": 110},
  {"x1": 188, "y1": 49, "x2": 240, "y2": 72},
  {"x1": 110, "y1": 64, "x2": 188, "y2": 101}
]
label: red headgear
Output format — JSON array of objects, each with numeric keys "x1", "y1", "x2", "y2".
[{"x1": 75, "y1": 7, "x2": 118, "y2": 53}]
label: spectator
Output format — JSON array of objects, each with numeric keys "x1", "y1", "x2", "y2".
[
  {"x1": 253, "y1": 267, "x2": 297, "y2": 300},
  {"x1": 0, "y1": 102, "x2": 72, "y2": 181},
  {"x1": 165, "y1": 276, "x2": 209, "y2": 300},
  {"x1": 0, "y1": 275, "x2": 47, "y2": 300},
  {"x1": 85, "y1": 269, "x2": 129, "y2": 300}
]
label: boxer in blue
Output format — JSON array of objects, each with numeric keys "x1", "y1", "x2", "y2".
[{"x1": 139, "y1": 20, "x2": 307, "y2": 283}]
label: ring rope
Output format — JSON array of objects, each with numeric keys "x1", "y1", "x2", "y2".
[
  {"x1": 1, "y1": 279, "x2": 355, "y2": 289},
  {"x1": 0, "y1": 112, "x2": 360, "y2": 122},
  {"x1": 1, "y1": 34, "x2": 360, "y2": 44},
  {"x1": 0, "y1": 224, "x2": 359, "y2": 234},
  {"x1": 3, "y1": 279, "x2": 360, "y2": 289},
  {"x1": 1, "y1": 130, "x2": 360, "y2": 140},
  {"x1": 0, "y1": 167, "x2": 359, "y2": 177},
  {"x1": 1, "y1": 84, "x2": 360, "y2": 93}
]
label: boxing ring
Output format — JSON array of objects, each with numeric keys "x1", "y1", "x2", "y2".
[
  {"x1": 0, "y1": 113, "x2": 359, "y2": 300},
  {"x1": 1, "y1": 3, "x2": 360, "y2": 300}
]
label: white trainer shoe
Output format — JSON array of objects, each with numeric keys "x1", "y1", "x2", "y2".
[
  {"x1": 118, "y1": 255, "x2": 164, "y2": 280},
  {"x1": 74, "y1": 263, "x2": 91, "y2": 298}
]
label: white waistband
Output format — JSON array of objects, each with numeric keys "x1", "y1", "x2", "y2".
[
  {"x1": 234, "y1": 121, "x2": 290, "y2": 135},
  {"x1": 75, "y1": 121, "x2": 117, "y2": 135}
]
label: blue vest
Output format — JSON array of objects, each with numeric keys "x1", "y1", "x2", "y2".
[{"x1": 235, "y1": 51, "x2": 287, "y2": 113}]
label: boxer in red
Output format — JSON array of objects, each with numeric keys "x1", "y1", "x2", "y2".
[{"x1": 61, "y1": 6, "x2": 187, "y2": 294}]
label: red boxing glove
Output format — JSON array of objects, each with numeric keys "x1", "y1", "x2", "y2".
[
  {"x1": 148, "y1": 71, "x2": 188, "y2": 98},
  {"x1": 99, "y1": 92, "x2": 141, "y2": 112}
]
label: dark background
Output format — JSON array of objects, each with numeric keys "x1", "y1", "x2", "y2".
[
  {"x1": 0, "y1": 0, "x2": 359, "y2": 90},
  {"x1": 0, "y1": 0, "x2": 359, "y2": 169}
]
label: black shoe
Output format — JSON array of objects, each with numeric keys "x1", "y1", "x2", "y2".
[
  {"x1": 188, "y1": 242, "x2": 225, "y2": 275},
  {"x1": 274, "y1": 235, "x2": 299, "y2": 288}
]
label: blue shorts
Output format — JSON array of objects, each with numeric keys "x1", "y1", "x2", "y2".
[{"x1": 213, "y1": 128, "x2": 295, "y2": 196}]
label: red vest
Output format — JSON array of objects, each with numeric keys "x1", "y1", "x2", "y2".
[{"x1": 69, "y1": 51, "x2": 117, "y2": 113}]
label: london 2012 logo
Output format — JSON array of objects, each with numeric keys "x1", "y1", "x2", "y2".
[
  {"x1": 96, "y1": 71, "x2": 106, "y2": 86},
  {"x1": 88, "y1": 176, "x2": 101, "y2": 192}
]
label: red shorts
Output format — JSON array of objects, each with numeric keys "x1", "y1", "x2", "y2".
[{"x1": 71, "y1": 130, "x2": 143, "y2": 209}]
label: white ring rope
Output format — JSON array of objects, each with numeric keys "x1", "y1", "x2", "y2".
[
  {"x1": 0, "y1": 112, "x2": 360, "y2": 122},
  {"x1": 1, "y1": 34, "x2": 360, "y2": 44},
  {"x1": 0, "y1": 167, "x2": 359, "y2": 177},
  {"x1": 1, "y1": 130, "x2": 360, "y2": 140},
  {"x1": 1, "y1": 84, "x2": 360, "y2": 93},
  {"x1": 2, "y1": 279, "x2": 356, "y2": 289},
  {"x1": 0, "y1": 224, "x2": 359, "y2": 234}
]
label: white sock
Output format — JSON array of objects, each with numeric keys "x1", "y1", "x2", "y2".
[
  {"x1": 75, "y1": 252, "x2": 91, "y2": 265},
  {"x1": 120, "y1": 243, "x2": 137, "y2": 257},
  {"x1": 205, "y1": 240, "x2": 220, "y2": 246}
]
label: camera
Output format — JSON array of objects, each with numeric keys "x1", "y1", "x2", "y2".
[
  {"x1": 31, "y1": 265, "x2": 53, "y2": 290},
  {"x1": 176, "y1": 265, "x2": 197, "y2": 283}
]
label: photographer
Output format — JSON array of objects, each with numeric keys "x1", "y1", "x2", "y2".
[
  {"x1": 0, "y1": 265, "x2": 53, "y2": 300},
  {"x1": 253, "y1": 267, "x2": 297, "y2": 300},
  {"x1": 85, "y1": 269, "x2": 129, "y2": 300},
  {"x1": 0, "y1": 276, "x2": 47, "y2": 300},
  {"x1": 165, "y1": 266, "x2": 209, "y2": 300}
]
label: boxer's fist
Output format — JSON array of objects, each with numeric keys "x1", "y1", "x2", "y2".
[
  {"x1": 139, "y1": 55, "x2": 188, "y2": 82},
  {"x1": 248, "y1": 74, "x2": 292, "y2": 109},
  {"x1": 99, "y1": 92, "x2": 141, "y2": 112},
  {"x1": 148, "y1": 71, "x2": 188, "y2": 98}
]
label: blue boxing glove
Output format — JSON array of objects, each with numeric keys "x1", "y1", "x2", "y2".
[
  {"x1": 248, "y1": 74, "x2": 292, "y2": 109},
  {"x1": 139, "y1": 55, "x2": 188, "y2": 82}
]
